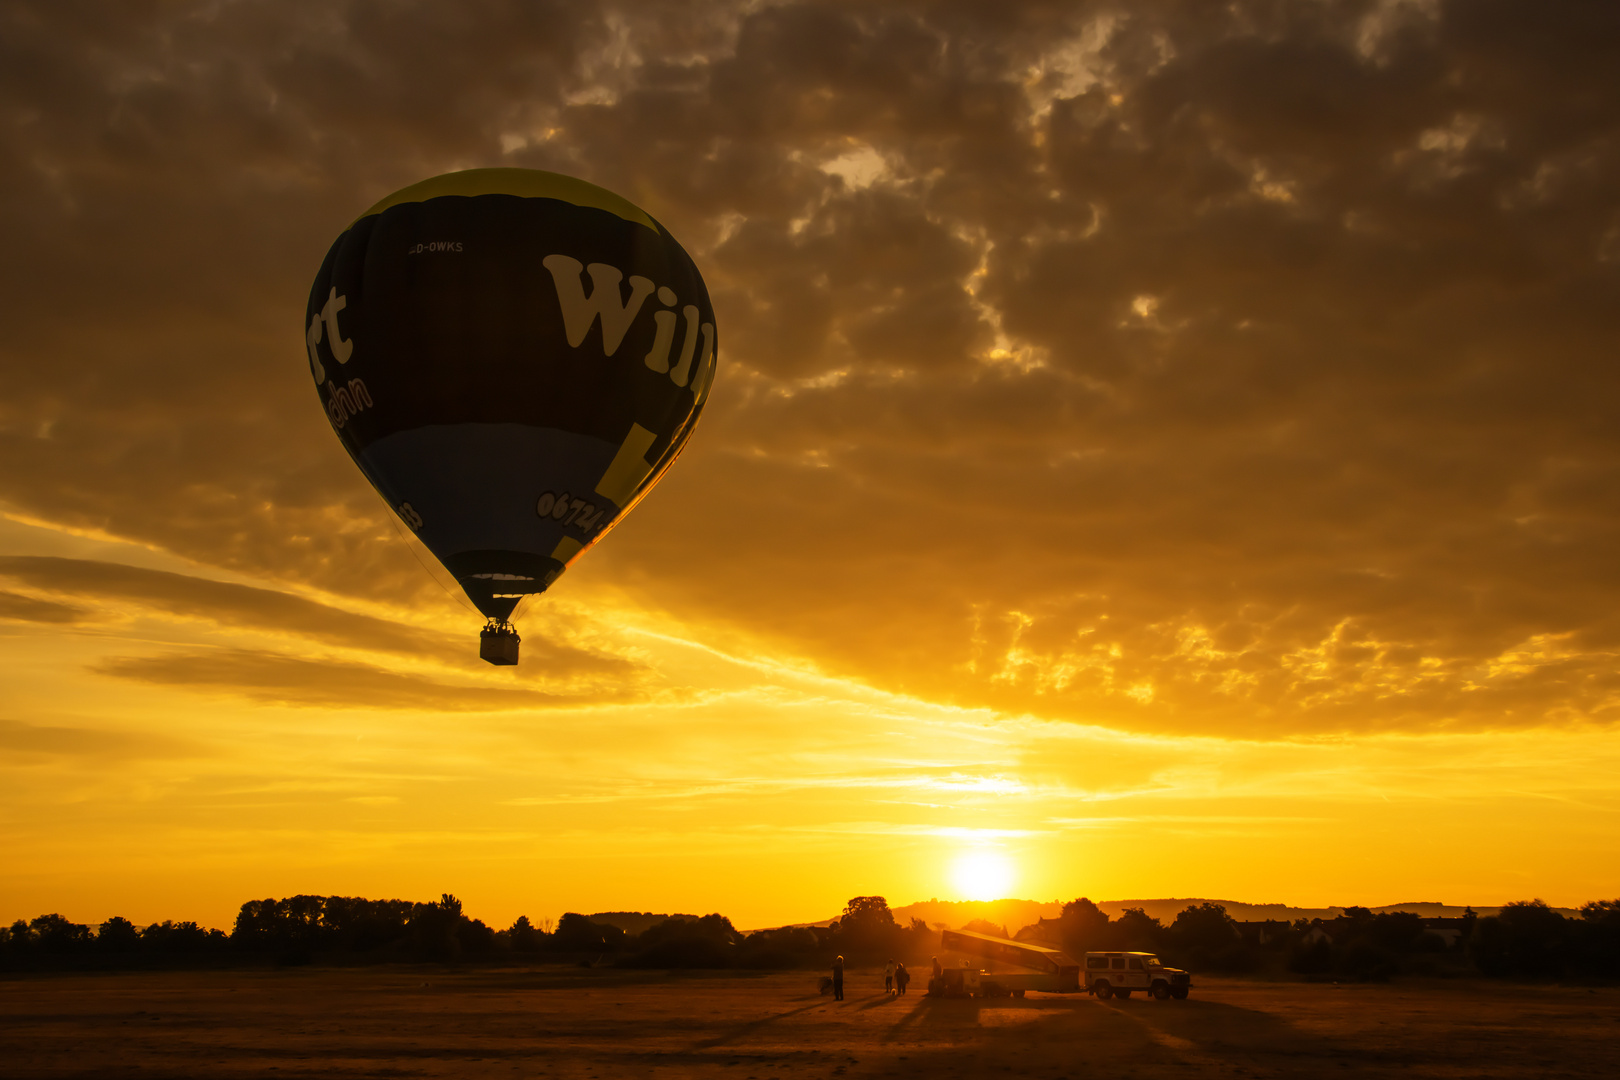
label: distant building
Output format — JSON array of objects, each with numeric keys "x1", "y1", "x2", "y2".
[
  {"x1": 1419, "y1": 917, "x2": 1471, "y2": 948},
  {"x1": 1297, "y1": 920, "x2": 1338, "y2": 947},
  {"x1": 1234, "y1": 920, "x2": 1292, "y2": 946}
]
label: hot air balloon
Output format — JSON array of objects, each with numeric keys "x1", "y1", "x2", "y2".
[{"x1": 305, "y1": 169, "x2": 717, "y2": 664}]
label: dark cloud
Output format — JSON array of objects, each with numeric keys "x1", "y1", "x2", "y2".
[
  {"x1": 0, "y1": 718, "x2": 204, "y2": 761},
  {"x1": 3, "y1": 0, "x2": 1619, "y2": 734},
  {"x1": 0, "y1": 589, "x2": 86, "y2": 624},
  {"x1": 0, "y1": 556, "x2": 635, "y2": 677},
  {"x1": 94, "y1": 648, "x2": 605, "y2": 711}
]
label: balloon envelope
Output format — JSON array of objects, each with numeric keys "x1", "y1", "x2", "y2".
[{"x1": 306, "y1": 168, "x2": 716, "y2": 625}]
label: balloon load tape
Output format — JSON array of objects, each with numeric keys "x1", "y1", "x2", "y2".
[{"x1": 479, "y1": 620, "x2": 521, "y2": 666}]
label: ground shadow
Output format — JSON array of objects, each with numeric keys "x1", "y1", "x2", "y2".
[
  {"x1": 856, "y1": 992, "x2": 905, "y2": 1011},
  {"x1": 883, "y1": 993, "x2": 986, "y2": 1039},
  {"x1": 1102, "y1": 992, "x2": 1369, "y2": 1072},
  {"x1": 687, "y1": 999, "x2": 828, "y2": 1051}
]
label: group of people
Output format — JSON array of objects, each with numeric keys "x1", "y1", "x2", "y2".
[{"x1": 827, "y1": 955, "x2": 913, "y2": 1001}]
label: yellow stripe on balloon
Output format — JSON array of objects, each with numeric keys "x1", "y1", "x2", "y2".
[
  {"x1": 355, "y1": 168, "x2": 660, "y2": 233},
  {"x1": 595, "y1": 423, "x2": 659, "y2": 508}
]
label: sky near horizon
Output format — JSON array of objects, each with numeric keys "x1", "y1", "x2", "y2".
[{"x1": 3, "y1": 0, "x2": 1620, "y2": 933}]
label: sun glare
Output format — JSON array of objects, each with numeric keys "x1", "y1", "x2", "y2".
[{"x1": 951, "y1": 850, "x2": 1014, "y2": 902}]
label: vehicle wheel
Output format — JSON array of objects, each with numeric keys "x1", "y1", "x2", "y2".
[
  {"x1": 1094, "y1": 981, "x2": 1112, "y2": 1000},
  {"x1": 1013, "y1": 989, "x2": 1026, "y2": 998},
  {"x1": 1171, "y1": 987, "x2": 1189, "y2": 1000},
  {"x1": 1115, "y1": 989, "x2": 1133, "y2": 999},
  {"x1": 1151, "y1": 982, "x2": 1171, "y2": 1000}
]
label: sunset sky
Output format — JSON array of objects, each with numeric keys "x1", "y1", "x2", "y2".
[{"x1": 4, "y1": 0, "x2": 1619, "y2": 932}]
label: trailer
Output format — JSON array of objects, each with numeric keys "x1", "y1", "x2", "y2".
[{"x1": 935, "y1": 928, "x2": 1081, "y2": 997}]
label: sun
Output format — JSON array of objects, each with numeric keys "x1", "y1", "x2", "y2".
[{"x1": 950, "y1": 850, "x2": 1014, "y2": 902}]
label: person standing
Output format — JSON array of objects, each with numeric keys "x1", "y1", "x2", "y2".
[
  {"x1": 884, "y1": 958, "x2": 896, "y2": 994},
  {"x1": 896, "y1": 962, "x2": 910, "y2": 996},
  {"x1": 832, "y1": 955, "x2": 845, "y2": 1001}
]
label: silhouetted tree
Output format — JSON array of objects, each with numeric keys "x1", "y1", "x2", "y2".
[
  {"x1": 1575, "y1": 900, "x2": 1620, "y2": 976},
  {"x1": 30, "y1": 914, "x2": 92, "y2": 956},
  {"x1": 1172, "y1": 903, "x2": 1238, "y2": 950},
  {"x1": 505, "y1": 916, "x2": 544, "y2": 954},
  {"x1": 740, "y1": 925, "x2": 821, "y2": 969},
  {"x1": 833, "y1": 896, "x2": 901, "y2": 959},
  {"x1": 140, "y1": 921, "x2": 228, "y2": 959},
  {"x1": 625, "y1": 914, "x2": 740, "y2": 968},
  {"x1": 1111, "y1": 907, "x2": 1165, "y2": 950},
  {"x1": 407, "y1": 894, "x2": 465, "y2": 962},
  {"x1": 97, "y1": 917, "x2": 141, "y2": 954},
  {"x1": 1057, "y1": 898, "x2": 1111, "y2": 957},
  {"x1": 1473, "y1": 900, "x2": 1569, "y2": 978},
  {"x1": 1366, "y1": 911, "x2": 1435, "y2": 953},
  {"x1": 552, "y1": 912, "x2": 623, "y2": 955},
  {"x1": 1172, "y1": 903, "x2": 1251, "y2": 972},
  {"x1": 841, "y1": 896, "x2": 896, "y2": 930}
]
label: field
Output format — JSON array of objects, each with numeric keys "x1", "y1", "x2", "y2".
[{"x1": 3, "y1": 967, "x2": 1618, "y2": 1078}]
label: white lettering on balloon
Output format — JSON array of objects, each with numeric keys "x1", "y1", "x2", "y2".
[
  {"x1": 543, "y1": 255, "x2": 714, "y2": 394},
  {"x1": 307, "y1": 287, "x2": 353, "y2": 384},
  {"x1": 326, "y1": 377, "x2": 372, "y2": 428},
  {"x1": 535, "y1": 490, "x2": 609, "y2": 535},
  {"x1": 542, "y1": 255, "x2": 656, "y2": 356}
]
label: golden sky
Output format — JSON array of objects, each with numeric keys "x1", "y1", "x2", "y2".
[{"x1": 3, "y1": 0, "x2": 1619, "y2": 931}]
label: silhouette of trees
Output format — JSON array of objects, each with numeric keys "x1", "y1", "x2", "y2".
[
  {"x1": 839, "y1": 896, "x2": 896, "y2": 933},
  {"x1": 1057, "y1": 897, "x2": 1111, "y2": 956},
  {"x1": 738, "y1": 925, "x2": 822, "y2": 969},
  {"x1": 622, "y1": 914, "x2": 740, "y2": 968},
  {"x1": 551, "y1": 912, "x2": 624, "y2": 955},
  {"x1": 1111, "y1": 907, "x2": 1164, "y2": 950},
  {"x1": 29, "y1": 913, "x2": 93, "y2": 955},
  {"x1": 233, "y1": 895, "x2": 417, "y2": 963},
  {"x1": 1473, "y1": 900, "x2": 1570, "y2": 978},
  {"x1": 7, "y1": 893, "x2": 1620, "y2": 979},
  {"x1": 2, "y1": 913, "x2": 230, "y2": 970},
  {"x1": 830, "y1": 895, "x2": 902, "y2": 960},
  {"x1": 1171, "y1": 903, "x2": 1238, "y2": 948},
  {"x1": 97, "y1": 917, "x2": 141, "y2": 953},
  {"x1": 507, "y1": 915, "x2": 543, "y2": 954}
]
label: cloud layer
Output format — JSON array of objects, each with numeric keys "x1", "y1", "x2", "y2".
[{"x1": 3, "y1": 3, "x2": 1620, "y2": 924}]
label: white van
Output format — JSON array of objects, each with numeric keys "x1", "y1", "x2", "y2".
[{"x1": 1083, "y1": 951, "x2": 1191, "y2": 1000}]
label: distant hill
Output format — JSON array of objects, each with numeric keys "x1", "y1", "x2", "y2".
[
  {"x1": 588, "y1": 911, "x2": 701, "y2": 935},
  {"x1": 1086, "y1": 900, "x2": 1580, "y2": 922},
  {"x1": 857, "y1": 898, "x2": 1569, "y2": 937},
  {"x1": 744, "y1": 897, "x2": 1580, "y2": 936},
  {"x1": 887, "y1": 899, "x2": 1063, "y2": 934}
]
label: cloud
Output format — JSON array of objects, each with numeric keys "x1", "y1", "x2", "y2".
[
  {"x1": 0, "y1": 718, "x2": 204, "y2": 761},
  {"x1": 93, "y1": 648, "x2": 607, "y2": 711},
  {"x1": 2, "y1": 0, "x2": 1619, "y2": 738},
  {"x1": 0, "y1": 589, "x2": 87, "y2": 624},
  {"x1": 0, "y1": 555, "x2": 637, "y2": 677}
]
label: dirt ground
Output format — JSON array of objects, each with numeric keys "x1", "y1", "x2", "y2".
[{"x1": 3, "y1": 966, "x2": 1618, "y2": 1079}]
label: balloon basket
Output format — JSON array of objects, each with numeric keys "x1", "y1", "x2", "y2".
[{"x1": 480, "y1": 622, "x2": 520, "y2": 666}]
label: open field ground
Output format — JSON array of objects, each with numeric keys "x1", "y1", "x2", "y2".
[{"x1": 3, "y1": 967, "x2": 1618, "y2": 1079}]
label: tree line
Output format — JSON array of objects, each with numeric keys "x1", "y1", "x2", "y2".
[
  {"x1": 4, "y1": 893, "x2": 1617, "y2": 980},
  {"x1": 1040, "y1": 897, "x2": 1620, "y2": 981}
]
